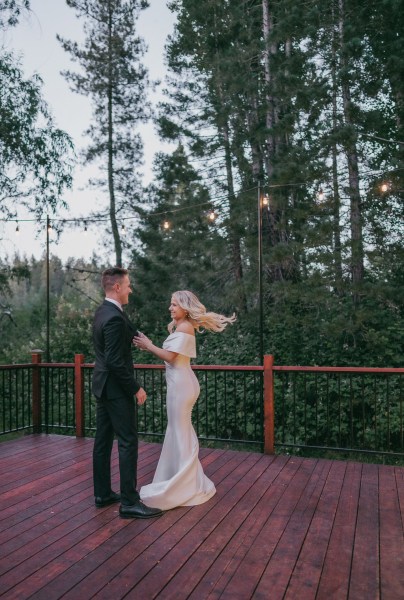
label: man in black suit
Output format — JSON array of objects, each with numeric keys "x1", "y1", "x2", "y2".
[{"x1": 92, "y1": 267, "x2": 162, "y2": 519}]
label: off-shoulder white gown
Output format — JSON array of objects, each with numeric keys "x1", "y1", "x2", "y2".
[{"x1": 140, "y1": 331, "x2": 216, "y2": 510}]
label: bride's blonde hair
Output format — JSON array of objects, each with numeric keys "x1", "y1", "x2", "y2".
[{"x1": 168, "y1": 290, "x2": 236, "y2": 333}]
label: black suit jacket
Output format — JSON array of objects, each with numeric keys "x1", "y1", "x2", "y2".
[{"x1": 92, "y1": 300, "x2": 140, "y2": 399}]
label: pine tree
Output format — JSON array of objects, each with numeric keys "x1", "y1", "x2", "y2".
[
  {"x1": 130, "y1": 145, "x2": 230, "y2": 333},
  {"x1": 0, "y1": 0, "x2": 30, "y2": 28},
  {"x1": 58, "y1": 0, "x2": 151, "y2": 266},
  {"x1": 143, "y1": 0, "x2": 403, "y2": 365}
]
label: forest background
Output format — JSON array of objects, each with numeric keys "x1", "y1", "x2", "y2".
[{"x1": 0, "y1": 0, "x2": 403, "y2": 369}]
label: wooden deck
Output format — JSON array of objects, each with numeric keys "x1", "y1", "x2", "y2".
[{"x1": 0, "y1": 436, "x2": 403, "y2": 600}]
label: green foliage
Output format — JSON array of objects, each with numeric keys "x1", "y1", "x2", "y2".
[
  {"x1": 51, "y1": 299, "x2": 94, "y2": 362},
  {"x1": 129, "y1": 145, "x2": 234, "y2": 332},
  {"x1": 0, "y1": 255, "x2": 102, "y2": 363},
  {"x1": 136, "y1": 0, "x2": 403, "y2": 369},
  {"x1": 0, "y1": 52, "x2": 74, "y2": 220},
  {"x1": 275, "y1": 370, "x2": 404, "y2": 457},
  {"x1": 0, "y1": 0, "x2": 30, "y2": 29},
  {"x1": 59, "y1": 0, "x2": 152, "y2": 265},
  {"x1": 1, "y1": 0, "x2": 403, "y2": 374}
]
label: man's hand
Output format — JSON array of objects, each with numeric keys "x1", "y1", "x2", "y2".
[{"x1": 135, "y1": 387, "x2": 147, "y2": 405}]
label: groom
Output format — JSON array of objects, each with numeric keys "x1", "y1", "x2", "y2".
[{"x1": 92, "y1": 266, "x2": 162, "y2": 519}]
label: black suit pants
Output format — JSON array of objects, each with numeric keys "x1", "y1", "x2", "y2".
[{"x1": 93, "y1": 393, "x2": 140, "y2": 505}]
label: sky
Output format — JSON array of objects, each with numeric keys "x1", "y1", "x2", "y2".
[{"x1": 0, "y1": 0, "x2": 176, "y2": 264}]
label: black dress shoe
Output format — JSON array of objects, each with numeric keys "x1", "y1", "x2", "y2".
[
  {"x1": 119, "y1": 500, "x2": 163, "y2": 519},
  {"x1": 95, "y1": 491, "x2": 121, "y2": 508}
]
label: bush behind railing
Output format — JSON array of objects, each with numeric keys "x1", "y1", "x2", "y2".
[
  {"x1": 1, "y1": 359, "x2": 403, "y2": 459},
  {"x1": 275, "y1": 371, "x2": 404, "y2": 455}
]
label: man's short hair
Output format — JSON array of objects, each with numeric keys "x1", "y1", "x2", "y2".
[{"x1": 101, "y1": 267, "x2": 128, "y2": 292}]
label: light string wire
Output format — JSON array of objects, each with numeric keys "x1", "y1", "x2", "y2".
[{"x1": 1, "y1": 169, "x2": 402, "y2": 229}]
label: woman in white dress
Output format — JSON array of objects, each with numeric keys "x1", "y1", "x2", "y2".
[{"x1": 133, "y1": 290, "x2": 236, "y2": 511}]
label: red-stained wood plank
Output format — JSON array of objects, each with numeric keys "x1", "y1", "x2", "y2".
[
  {"x1": 0, "y1": 441, "x2": 160, "y2": 537},
  {"x1": 122, "y1": 454, "x2": 271, "y2": 599},
  {"x1": 0, "y1": 435, "x2": 91, "y2": 473},
  {"x1": 26, "y1": 449, "x2": 238, "y2": 600},
  {"x1": 0, "y1": 438, "x2": 93, "y2": 508},
  {"x1": 251, "y1": 459, "x2": 333, "y2": 599},
  {"x1": 283, "y1": 459, "x2": 347, "y2": 600},
  {"x1": 349, "y1": 463, "x2": 380, "y2": 599},
  {"x1": 0, "y1": 434, "x2": 57, "y2": 459},
  {"x1": 155, "y1": 453, "x2": 284, "y2": 599},
  {"x1": 60, "y1": 450, "x2": 256, "y2": 600},
  {"x1": 187, "y1": 454, "x2": 299, "y2": 600},
  {"x1": 378, "y1": 466, "x2": 404, "y2": 599},
  {"x1": 0, "y1": 448, "x2": 90, "y2": 493},
  {"x1": 202, "y1": 457, "x2": 321, "y2": 599},
  {"x1": 316, "y1": 461, "x2": 362, "y2": 599},
  {"x1": 396, "y1": 465, "x2": 404, "y2": 517},
  {"x1": 0, "y1": 443, "x2": 161, "y2": 557},
  {"x1": 1, "y1": 435, "x2": 404, "y2": 600}
]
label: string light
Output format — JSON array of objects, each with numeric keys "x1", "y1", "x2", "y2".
[{"x1": 4, "y1": 175, "x2": 401, "y2": 237}]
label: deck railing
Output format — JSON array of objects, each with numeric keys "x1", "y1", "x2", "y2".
[{"x1": 1, "y1": 353, "x2": 403, "y2": 457}]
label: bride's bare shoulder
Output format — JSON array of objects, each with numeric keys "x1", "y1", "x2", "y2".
[{"x1": 176, "y1": 321, "x2": 195, "y2": 335}]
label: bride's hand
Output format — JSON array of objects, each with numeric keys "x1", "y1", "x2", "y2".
[{"x1": 133, "y1": 332, "x2": 152, "y2": 351}]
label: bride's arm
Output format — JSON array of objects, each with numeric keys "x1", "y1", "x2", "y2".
[{"x1": 133, "y1": 333, "x2": 178, "y2": 363}]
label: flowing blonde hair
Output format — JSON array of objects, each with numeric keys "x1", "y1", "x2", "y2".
[{"x1": 168, "y1": 290, "x2": 236, "y2": 333}]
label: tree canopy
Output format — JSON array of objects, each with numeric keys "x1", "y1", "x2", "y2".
[
  {"x1": 0, "y1": 0, "x2": 74, "y2": 229},
  {"x1": 58, "y1": 0, "x2": 152, "y2": 266},
  {"x1": 0, "y1": 0, "x2": 403, "y2": 368}
]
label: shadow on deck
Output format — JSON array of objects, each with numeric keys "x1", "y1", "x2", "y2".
[{"x1": 0, "y1": 434, "x2": 403, "y2": 599}]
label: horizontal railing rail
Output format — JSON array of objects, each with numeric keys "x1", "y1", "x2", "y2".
[{"x1": 1, "y1": 353, "x2": 403, "y2": 457}]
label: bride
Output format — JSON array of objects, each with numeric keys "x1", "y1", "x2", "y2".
[{"x1": 133, "y1": 290, "x2": 235, "y2": 511}]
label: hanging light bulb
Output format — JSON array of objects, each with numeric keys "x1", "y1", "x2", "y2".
[
  {"x1": 15, "y1": 223, "x2": 20, "y2": 235},
  {"x1": 163, "y1": 220, "x2": 171, "y2": 230},
  {"x1": 47, "y1": 221, "x2": 52, "y2": 233},
  {"x1": 121, "y1": 223, "x2": 126, "y2": 235},
  {"x1": 208, "y1": 210, "x2": 216, "y2": 222},
  {"x1": 262, "y1": 195, "x2": 269, "y2": 207},
  {"x1": 317, "y1": 188, "x2": 324, "y2": 202},
  {"x1": 380, "y1": 182, "x2": 389, "y2": 193}
]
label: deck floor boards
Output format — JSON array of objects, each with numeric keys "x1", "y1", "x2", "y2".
[{"x1": 0, "y1": 434, "x2": 403, "y2": 599}]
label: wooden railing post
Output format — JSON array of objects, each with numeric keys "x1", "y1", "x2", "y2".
[
  {"x1": 31, "y1": 351, "x2": 42, "y2": 434},
  {"x1": 74, "y1": 354, "x2": 85, "y2": 437},
  {"x1": 263, "y1": 354, "x2": 275, "y2": 454}
]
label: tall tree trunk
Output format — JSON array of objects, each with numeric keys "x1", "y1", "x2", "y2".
[
  {"x1": 215, "y1": 84, "x2": 247, "y2": 312},
  {"x1": 331, "y1": 3, "x2": 343, "y2": 292},
  {"x1": 262, "y1": 0, "x2": 275, "y2": 180},
  {"x1": 262, "y1": 0, "x2": 288, "y2": 282},
  {"x1": 223, "y1": 123, "x2": 248, "y2": 313},
  {"x1": 331, "y1": 143, "x2": 343, "y2": 290},
  {"x1": 338, "y1": 0, "x2": 364, "y2": 299},
  {"x1": 107, "y1": 0, "x2": 122, "y2": 266},
  {"x1": 211, "y1": 6, "x2": 247, "y2": 312}
]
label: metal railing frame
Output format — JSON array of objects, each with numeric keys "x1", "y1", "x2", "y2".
[{"x1": 1, "y1": 352, "x2": 403, "y2": 456}]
